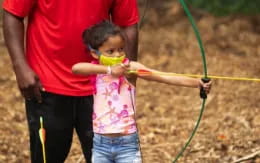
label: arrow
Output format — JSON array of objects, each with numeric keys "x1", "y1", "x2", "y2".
[
  {"x1": 39, "y1": 116, "x2": 46, "y2": 163},
  {"x1": 128, "y1": 69, "x2": 260, "y2": 82}
]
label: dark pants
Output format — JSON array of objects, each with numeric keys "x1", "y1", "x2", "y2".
[{"x1": 25, "y1": 91, "x2": 93, "y2": 163}]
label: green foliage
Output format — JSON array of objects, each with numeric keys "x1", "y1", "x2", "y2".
[{"x1": 186, "y1": 0, "x2": 260, "y2": 16}]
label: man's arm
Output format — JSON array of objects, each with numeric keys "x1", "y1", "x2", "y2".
[
  {"x1": 121, "y1": 23, "x2": 138, "y2": 61},
  {"x1": 3, "y1": 10, "x2": 42, "y2": 102},
  {"x1": 3, "y1": 11, "x2": 25, "y2": 68}
]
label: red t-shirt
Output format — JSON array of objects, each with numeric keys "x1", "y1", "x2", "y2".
[{"x1": 3, "y1": 0, "x2": 139, "y2": 96}]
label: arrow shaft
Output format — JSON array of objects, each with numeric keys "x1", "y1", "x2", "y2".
[
  {"x1": 128, "y1": 71, "x2": 260, "y2": 82},
  {"x1": 149, "y1": 72, "x2": 260, "y2": 82}
]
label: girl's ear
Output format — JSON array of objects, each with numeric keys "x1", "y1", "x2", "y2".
[{"x1": 90, "y1": 49, "x2": 99, "y2": 59}]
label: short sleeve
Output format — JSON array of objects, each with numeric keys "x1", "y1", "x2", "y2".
[
  {"x1": 2, "y1": 0, "x2": 36, "y2": 18},
  {"x1": 111, "y1": 0, "x2": 139, "y2": 27}
]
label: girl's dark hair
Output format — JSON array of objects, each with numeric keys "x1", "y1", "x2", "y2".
[{"x1": 82, "y1": 20, "x2": 124, "y2": 50}]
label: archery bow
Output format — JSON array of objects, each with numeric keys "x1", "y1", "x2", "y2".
[
  {"x1": 137, "y1": 0, "x2": 209, "y2": 161},
  {"x1": 172, "y1": 0, "x2": 209, "y2": 162}
]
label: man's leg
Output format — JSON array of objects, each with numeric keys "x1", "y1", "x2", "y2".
[
  {"x1": 25, "y1": 92, "x2": 74, "y2": 163},
  {"x1": 74, "y1": 95, "x2": 93, "y2": 163}
]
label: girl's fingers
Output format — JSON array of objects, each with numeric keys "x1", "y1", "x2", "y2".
[{"x1": 120, "y1": 63, "x2": 130, "y2": 68}]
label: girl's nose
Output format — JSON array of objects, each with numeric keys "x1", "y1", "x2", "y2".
[{"x1": 114, "y1": 51, "x2": 121, "y2": 57}]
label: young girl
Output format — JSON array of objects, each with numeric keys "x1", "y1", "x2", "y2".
[{"x1": 72, "y1": 21, "x2": 211, "y2": 163}]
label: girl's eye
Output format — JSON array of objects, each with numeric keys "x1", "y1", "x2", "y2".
[
  {"x1": 106, "y1": 50, "x2": 114, "y2": 54},
  {"x1": 118, "y1": 48, "x2": 124, "y2": 52}
]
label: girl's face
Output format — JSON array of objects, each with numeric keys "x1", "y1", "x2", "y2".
[{"x1": 98, "y1": 34, "x2": 126, "y2": 58}]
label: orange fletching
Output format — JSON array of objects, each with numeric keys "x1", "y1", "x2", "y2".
[
  {"x1": 39, "y1": 117, "x2": 46, "y2": 143},
  {"x1": 39, "y1": 128, "x2": 46, "y2": 143},
  {"x1": 137, "y1": 69, "x2": 152, "y2": 76}
]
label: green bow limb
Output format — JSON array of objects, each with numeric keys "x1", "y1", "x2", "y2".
[{"x1": 173, "y1": 0, "x2": 208, "y2": 162}]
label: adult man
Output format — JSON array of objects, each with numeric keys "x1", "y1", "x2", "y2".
[{"x1": 2, "y1": 0, "x2": 139, "y2": 162}]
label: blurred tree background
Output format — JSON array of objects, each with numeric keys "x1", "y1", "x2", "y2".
[
  {"x1": 186, "y1": 0, "x2": 260, "y2": 16},
  {"x1": 137, "y1": 0, "x2": 260, "y2": 28},
  {"x1": 139, "y1": 0, "x2": 260, "y2": 17}
]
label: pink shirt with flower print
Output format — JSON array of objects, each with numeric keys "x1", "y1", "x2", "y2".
[{"x1": 93, "y1": 73, "x2": 137, "y2": 134}]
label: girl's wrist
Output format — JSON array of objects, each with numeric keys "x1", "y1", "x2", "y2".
[
  {"x1": 198, "y1": 79, "x2": 202, "y2": 88},
  {"x1": 107, "y1": 66, "x2": 112, "y2": 75}
]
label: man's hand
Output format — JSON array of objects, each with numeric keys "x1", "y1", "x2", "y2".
[{"x1": 14, "y1": 64, "x2": 43, "y2": 103}]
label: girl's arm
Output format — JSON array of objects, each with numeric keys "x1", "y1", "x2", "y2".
[
  {"x1": 129, "y1": 61, "x2": 207, "y2": 88},
  {"x1": 72, "y1": 62, "x2": 129, "y2": 77},
  {"x1": 72, "y1": 63, "x2": 108, "y2": 75}
]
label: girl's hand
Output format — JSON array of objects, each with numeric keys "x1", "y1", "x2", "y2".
[
  {"x1": 111, "y1": 63, "x2": 130, "y2": 77},
  {"x1": 199, "y1": 79, "x2": 212, "y2": 94}
]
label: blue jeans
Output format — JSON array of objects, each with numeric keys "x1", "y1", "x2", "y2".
[{"x1": 92, "y1": 133, "x2": 142, "y2": 163}]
